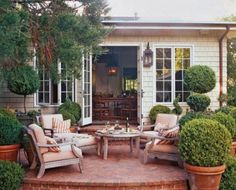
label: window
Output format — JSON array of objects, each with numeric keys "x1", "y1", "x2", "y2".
[
  {"x1": 36, "y1": 63, "x2": 74, "y2": 105},
  {"x1": 155, "y1": 46, "x2": 191, "y2": 103}
]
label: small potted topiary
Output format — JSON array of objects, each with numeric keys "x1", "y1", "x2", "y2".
[
  {"x1": 0, "y1": 115, "x2": 23, "y2": 162},
  {"x1": 58, "y1": 99, "x2": 81, "y2": 132},
  {"x1": 179, "y1": 118, "x2": 232, "y2": 190},
  {"x1": 149, "y1": 104, "x2": 171, "y2": 124},
  {"x1": 220, "y1": 156, "x2": 236, "y2": 190},
  {"x1": 0, "y1": 160, "x2": 24, "y2": 190}
]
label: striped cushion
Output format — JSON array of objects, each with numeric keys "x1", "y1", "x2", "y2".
[{"x1": 52, "y1": 118, "x2": 71, "y2": 133}]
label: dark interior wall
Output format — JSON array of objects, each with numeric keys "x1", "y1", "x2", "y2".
[{"x1": 93, "y1": 46, "x2": 137, "y2": 97}]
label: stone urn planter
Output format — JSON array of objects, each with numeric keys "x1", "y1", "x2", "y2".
[{"x1": 184, "y1": 163, "x2": 226, "y2": 190}]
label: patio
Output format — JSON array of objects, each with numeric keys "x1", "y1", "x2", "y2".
[{"x1": 20, "y1": 132, "x2": 188, "y2": 190}]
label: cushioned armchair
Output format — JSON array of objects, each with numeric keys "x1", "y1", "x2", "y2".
[
  {"x1": 139, "y1": 114, "x2": 178, "y2": 145},
  {"x1": 39, "y1": 114, "x2": 98, "y2": 152},
  {"x1": 24, "y1": 124, "x2": 83, "y2": 178}
]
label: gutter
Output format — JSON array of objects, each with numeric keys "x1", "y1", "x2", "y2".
[{"x1": 219, "y1": 26, "x2": 230, "y2": 107}]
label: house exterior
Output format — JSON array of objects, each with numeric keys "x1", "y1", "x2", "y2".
[{"x1": 1, "y1": 18, "x2": 236, "y2": 126}]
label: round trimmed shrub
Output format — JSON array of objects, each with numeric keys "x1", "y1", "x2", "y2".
[
  {"x1": 179, "y1": 112, "x2": 208, "y2": 127},
  {"x1": 0, "y1": 115, "x2": 23, "y2": 145},
  {"x1": 0, "y1": 108, "x2": 17, "y2": 120},
  {"x1": 179, "y1": 119, "x2": 231, "y2": 167},
  {"x1": 211, "y1": 112, "x2": 236, "y2": 138},
  {"x1": 0, "y1": 160, "x2": 24, "y2": 190},
  {"x1": 215, "y1": 106, "x2": 234, "y2": 115},
  {"x1": 184, "y1": 65, "x2": 216, "y2": 93},
  {"x1": 229, "y1": 107, "x2": 236, "y2": 123},
  {"x1": 58, "y1": 110, "x2": 76, "y2": 125},
  {"x1": 149, "y1": 105, "x2": 171, "y2": 124},
  {"x1": 220, "y1": 156, "x2": 236, "y2": 190},
  {"x1": 186, "y1": 93, "x2": 211, "y2": 112},
  {"x1": 6, "y1": 65, "x2": 40, "y2": 113},
  {"x1": 58, "y1": 99, "x2": 81, "y2": 122}
]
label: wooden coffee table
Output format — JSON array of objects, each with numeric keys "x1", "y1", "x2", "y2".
[{"x1": 95, "y1": 131, "x2": 141, "y2": 160}]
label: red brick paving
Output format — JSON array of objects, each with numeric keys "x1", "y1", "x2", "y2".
[{"x1": 21, "y1": 144, "x2": 188, "y2": 190}]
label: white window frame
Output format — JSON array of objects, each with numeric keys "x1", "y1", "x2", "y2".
[
  {"x1": 153, "y1": 44, "x2": 194, "y2": 105},
  {"x1": 34, "y1": 61, "x2": 75, "y2": 107}
]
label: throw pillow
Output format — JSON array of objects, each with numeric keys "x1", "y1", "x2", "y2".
[
  {"x1": 45, "y1": 136, "x2": 61, "y2": 152},
  {"x1": 156, "y1": 126, "x2": 179, "y2": 145},
  {"x1": 52, "y1": 118, "x2": 71, "y2": 133},
  {"x1": 154, "y1": 122, "x2": 169, "y2": 132}
]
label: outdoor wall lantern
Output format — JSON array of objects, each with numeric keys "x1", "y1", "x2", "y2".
[
  {"x1": 143, "y1": 42, "x2": 153, "y2": 67},
  {"x1": 107, "y1": 66, "x2": 118, "y2": 75}
]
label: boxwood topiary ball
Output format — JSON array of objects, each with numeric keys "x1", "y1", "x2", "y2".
[
  {"x1": 184, "y1": 65, "x2": 216, "y2": 93},
  {"x1": 179, "y1": 118, "x2": 231, "y2": 167},
  {"x1": 186, "y1": 93, "x2": 211, "y2": 112}
]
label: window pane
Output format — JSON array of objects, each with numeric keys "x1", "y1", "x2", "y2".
[
  {"x1": 183, "y1": 48, "x2": 190, "y2": 58},
  {"x1": 156, "y1": 92, "x2": 163, "y2": 102},
  {"x1": 175, "y1": 59, "x2": 182, "y2": 71},
  {"x1": 156, "y1": 70, "x2": 163, "y2": 80},
  {"x1": 156, "y1": 59, "x2": 163, "y2": 69},
  {"x1": 175, "y1": 92, "x2": 183, "y2": 102},
  {"x1": 164, "y1": 48, "x2": 171, "y2": 58},
  {"x1": 156, "y1": 48, "x2": 163, "y2": 58},
  {"x1": 164, "y1": 92, "x2": 171, "y2": 102},
  {"x1": 175, "y1": 48, "x2": 183, "y2": 58},
  {"x1": 164, "y1": 81, "x2": 171, "y2": 91},
  {"x1": 67, "y1": 82, "x2": 72, "y2": 91},
  {"x1": 175, "y1": 70, "x2": 183, "y2": 80},
  {"x1": 61, "y1": 93, "x2": 66, "y2": 103},
  {"x1": 156, "y1": 81, "x2": 163, "y2": 91},
  {"x1": 45, "y1": 82, "x2": 49, "y2": 91},
  {"x1": 45, "y1": 93, "x2": 49, "y2": 103},
  {"x1": 39, "y1": 82, "x2": 44, "y2": 91},
  {"x1": 175, "y1": 81, "x2": 183, "y2": 91},
  {"x1": 164, "y1": 59, "x2": 171, "y2": 69},
  {"x1": 38, "y1": 93, "x2": 44, "y2": 103},
  {"x1": 183, "y1": 92, "x2": 190, "y2": 101},
  {"x1": 183, "y1": 59, "x2": 190, "y2": 69},
  {"x1": 163, "y1": 69, "x2": 171, "y2": 80},
  {"x1": 61, "y1": 82, "x2": 66, "y2": 91}
]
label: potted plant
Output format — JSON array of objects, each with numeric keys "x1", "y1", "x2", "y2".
[
  {"x1": 0, "y1": 160, "x2": 24, "y2": 190},
  {"x1": 179, "y1": 118, "x2": 232, "y2": 190},
  {"x1": 0, "y1": 115, "x2": 23, "y2": 162}
]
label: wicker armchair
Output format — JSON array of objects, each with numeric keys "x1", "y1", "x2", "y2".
[{"x1": 23, "y1": 124, "x2": 83, "y2": 178}]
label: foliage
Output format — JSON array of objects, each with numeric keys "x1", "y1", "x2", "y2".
[
  {"x1": 0, "y1": 108, "x2": 17, "y2": 120},
  {"x1": 220, "y1": 156, "x2": 236, "y2": 190},
  {"x1": 172, "y1": 95, "x2": 183, "y2": 115},
  {"x1": 149, "y1": 105, "x2": 171, "y2": 124},
  {"x1": 0, "y1": 0, "x2": 30, "y2": 73},
  {"x1": 0, "y1": 115, "x2": 23, "y2": 145},
  {"x1": 215, "y1": 106, "x2": 234, "y2": 115},
  {"x1": 186, "y1": 93, "x2": 211, "y2": 112},
  {"x1": 184, "y1": 65, "x2": 216, "y2": 93},
  {"x1": 229, "y1": 107, "x2": 236, "y2": 123},
  {"x1": 6, "y1": 65, "x2": 40, "y2": 113},
  {"x1": 179, "y1": 111, "x2": 209, "y2": 127},
  {"x1": 58, "y1": 99, "x2": 81, "y2": 122},
  {"x1": 27, "y1": 110, "x2": 41, "y2": 118},
  {"x1": 58, "y1": 110, "x2": 76, "y2": 125},
  {"x1": 179, "y1": 119, "x2": 231, "y2": 167},
  {"x1": 211, "y1": 112, "x2": 236, "y2": 138},
  {"x1": 0, "y1": 160, "x2": 24, "y2": 190}
]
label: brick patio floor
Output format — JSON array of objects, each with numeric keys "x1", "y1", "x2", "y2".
[{"x1": 21, "y1": 143, "x2": 189, "y2": 190}]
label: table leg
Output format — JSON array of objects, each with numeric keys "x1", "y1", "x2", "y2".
[
  {"x1": 103, "y1": 137, "x2": 108, "y2": 160},
  {"x1": 97, "y1": 137, "x2": 102, "y2": 156},
  {"x1": 136, "y1": 136, "x2": 140, "y2": 157},
  {"x1": 130, "y1": 137, "x2": 133, "y2": 152}
]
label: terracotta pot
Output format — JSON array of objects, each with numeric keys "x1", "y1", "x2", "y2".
[
  {"x1": 184, "y1": 163, "x2": 225, "y2": 190},
  {"x1": 0, "y1": 144, "x2": 21, "y2": 162},
  {"x1": 231, "y1": 141, "x2": 236, "y2": 156},
  {"x1": 70, "y1": 126, "x2": 78, "y2": 133}
]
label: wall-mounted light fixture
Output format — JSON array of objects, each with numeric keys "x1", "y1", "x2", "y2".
[
  {"x1": 107, "y1": 66, "x2": 118, "y2": 75},
  {"x1": 143, "y1": 42, "x2": 153, "y2": 67}
]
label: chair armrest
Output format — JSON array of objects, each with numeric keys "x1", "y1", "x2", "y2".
[
  {"x1": 37, "y1": 142, "x2": 75, "y2": 147},
  {"x1": 151, "y1": 135, "x2": 179, "y2": 141},
  {"x1": 43, "y1": 128, "x2": 54, "y2": 138},
  {"x1": 139, "y1": 125, "x2": 154, "y2": 131}
]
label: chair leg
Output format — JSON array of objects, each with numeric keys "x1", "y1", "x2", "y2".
[
  {"x1": 30, "y1": 156, "x2": 37, "y2": 169},
  {"x1": 177, "y1": 158, "x2": 184, "y2": 168},
  {"x1": 37, "y1": 165, "x2": 45, "y2": 178},
  {"x1": 79, "y1": 159, "x2": 83, "y2": 173},
  {"x1": 143, "y1": 148, "x2": 149, "y2": 164}
]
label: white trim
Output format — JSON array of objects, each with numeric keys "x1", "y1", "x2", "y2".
[
  {"x1": 153, "y1": 44, "x2": 194, "y2": 105},
  {"x1": 100, "y1": 43, "x2": 140, "y2": 47}
]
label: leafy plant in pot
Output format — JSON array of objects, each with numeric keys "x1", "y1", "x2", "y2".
[
  {"x1": 0, "y1": 115, "x2": 23, "y2": 162},
  {"x1": 179, "y1": 119, "x2": 232, "y2": 190}
]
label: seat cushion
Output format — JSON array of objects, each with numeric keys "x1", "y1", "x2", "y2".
[
  {"x1": 141, "y1": 131, "x2": 159, "y2": 139},
  {"x1": 43, "y1": 145, "x2": 82, "y2": 162},
  {"x1": 146, "y1": 142, "x2": 178, "y2": 154},
  {"x1": 52, "y1": 118, "x2": 70, "y2": 133},
  {"x1": 28, "y1": 124, "x2": 48, "y2": 154},
  {"x1": 41, "y1": 114, "x2": 63, "y2": 129}
]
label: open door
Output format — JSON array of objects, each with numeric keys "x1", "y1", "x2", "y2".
[
  {"x1": 81, "y1": 54, "x2": 92, "y2": 125},
  {"x1": 137, "y1": 44, "x2": 143, "y2": 126}
]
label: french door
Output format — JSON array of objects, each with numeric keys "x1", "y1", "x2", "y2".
[{"x1": 81, "y1": 54, "x2": 92, "y2": 125}]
